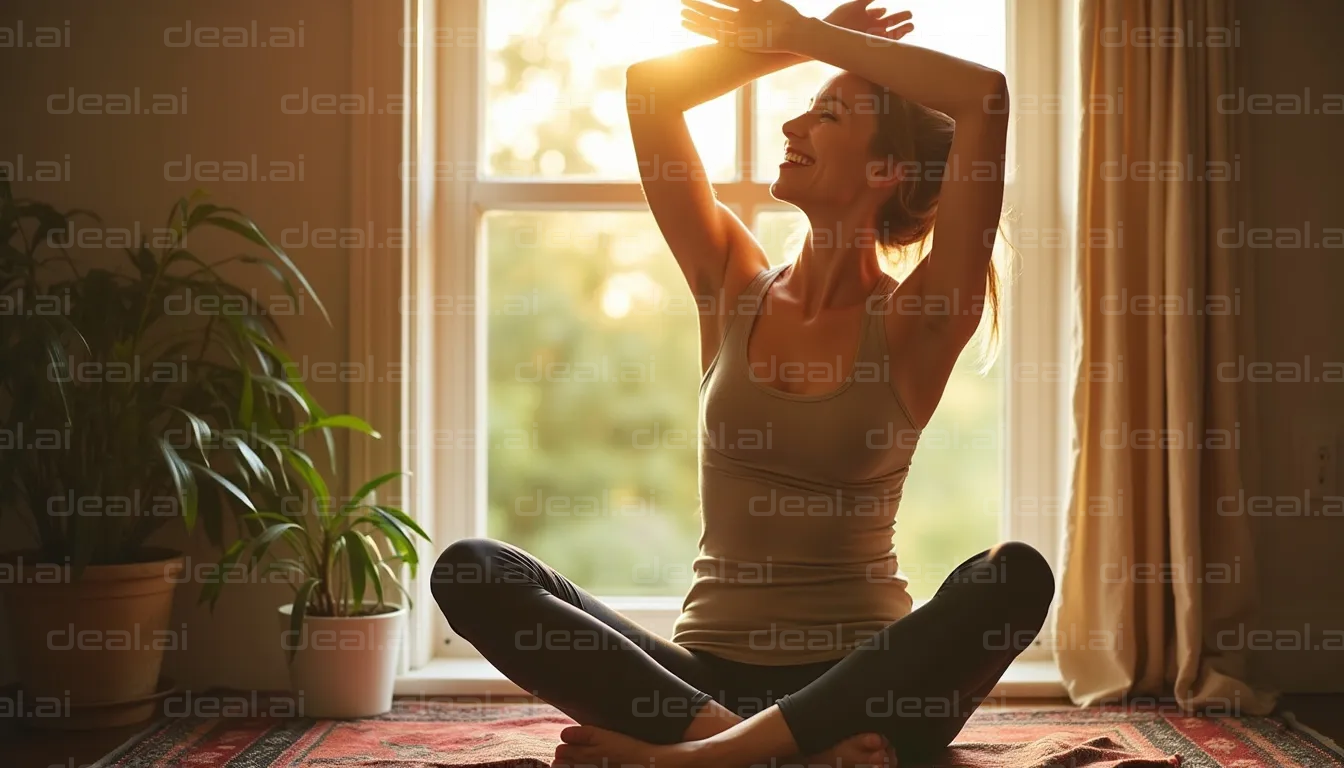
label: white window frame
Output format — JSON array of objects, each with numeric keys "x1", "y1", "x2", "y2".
[{"x1": 361, "y1": 0, "x2": 1079, "y2": 677}]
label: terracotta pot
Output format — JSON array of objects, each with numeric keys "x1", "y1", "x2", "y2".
[
  {"x1": 0, "y1": 548, "x2": 184, "y2": 728},
  {"x1": 277, "y1": 603, "x2": 406, "y2": 718}
]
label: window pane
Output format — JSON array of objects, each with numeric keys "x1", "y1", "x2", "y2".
[
  {"x1": 484, "y1": 211, "x2": 703, "y2": 595},
  {"x1": 754, "y1": 0, "x2": 1007, "y2": 182},
  {"x1": 485, "y1": 0, "x2": 736, "y2": 181},
  {"x1": 754, "y1": 211, "x2": 1003, "y2": 600}
]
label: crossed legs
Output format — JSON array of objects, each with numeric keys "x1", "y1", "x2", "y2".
[{"x1": 432, "y1": 538, "x2": 1054, "y2": 766}]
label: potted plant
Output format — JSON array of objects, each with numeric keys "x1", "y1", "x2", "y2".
[
  {"x1": 0, "y1": 179, "x2": 375, "y2": 727},
  {"x1": 216, "y1": 468, "x2": 427, "y2": 718}
]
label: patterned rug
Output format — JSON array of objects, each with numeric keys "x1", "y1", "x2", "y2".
[{"x1": 90, "y1": 695, "x2": 1344, "y2": 768}]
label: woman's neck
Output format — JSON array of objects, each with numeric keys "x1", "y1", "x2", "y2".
[{"x1": 784, "y1": 216, "x2": 888, "y2": 316}]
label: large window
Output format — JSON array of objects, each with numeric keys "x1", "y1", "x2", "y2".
[{"x1": 418, "y1": 0, "x2": 1073, "y2": 659}]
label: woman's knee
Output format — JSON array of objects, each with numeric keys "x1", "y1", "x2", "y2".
[
  {"x1": 430, "y1": 537, "x2": 510, "y2": 616},
  {"x1": 986, "y1": 540, "x2": 1055, "y2": 630}
]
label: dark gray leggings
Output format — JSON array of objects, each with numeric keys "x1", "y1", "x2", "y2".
[{"x1": 432, "y1": 538, "x2": 1054, "y2": 760}]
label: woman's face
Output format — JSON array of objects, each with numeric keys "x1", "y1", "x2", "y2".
[{"x1": 770, "y1": 73, "x2": 887, "y2": 213}]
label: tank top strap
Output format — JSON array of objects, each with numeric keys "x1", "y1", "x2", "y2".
[
  {"x1": 727, "y1": 263, "x2": 788, "y2": 341},
  {"x1": 857, "y1": 271, "x2": 898, "y2": 363},
  {"x1": 747, "y1": 263, "x2": 789, "y2": 301}
]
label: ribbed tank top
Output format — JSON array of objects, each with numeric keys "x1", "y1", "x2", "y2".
[{"x1": 670, "y1": 262, "x2": 921, "y2": 665}]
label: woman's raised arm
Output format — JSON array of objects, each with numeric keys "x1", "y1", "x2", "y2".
[
  {"x1": 683, "y1": 0, "x2": 1008, "y2": 417},
  {"x1": 625, "y1": 46, "x2": 793, "y2": 301},
  {"x1": 627, "y1": 1, "x2": 913, "y2": 301}
]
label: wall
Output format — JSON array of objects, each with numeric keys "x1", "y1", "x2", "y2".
[
  {"x1": 1240, "y1": 0, "x2": 1344, "y2": 692},
  {"x1": 0, "y1": 0, "x2": 355, "y2": 691}
]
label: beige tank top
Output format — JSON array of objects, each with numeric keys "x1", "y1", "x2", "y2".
[{"x1": 670, "y1": 262, "x2": 920, "y2": 665}]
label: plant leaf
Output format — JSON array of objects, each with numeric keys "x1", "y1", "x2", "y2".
[
  {"x1": 358, "y1": 532, "x2": 387, "y2": 608},
  {"x1": 284, "y1": 450, "x2": 330, "y2": 518},
  {"x1": 187, "y1": 461, "x2": 257, "y2": 514},
  {"x1": 159, "y1": 439, "x2": 200, "y2": 531},
  {"x1": 342, "y1": 529, "x2": 372, "y2": 615},
  {"x1": 372, "y1": 504, "x2": 429, "y2": 543},
  {"x1": 300, "y1": 414, "x2": 380, "y2": 439},
  {"x1": 377, "y1": 560, "x2": 412, "y2": 610},
  {"x1": 248, "y1": 522, "x2": 303, "y2": 567},
  {"x1": 368, "y1": 508, "x2": 418, "y2": 574},
  {"x1": 344, "y1": 471, "x2": 404, "y2": 512},
  {"x1": 170, "y1": 406, "x2": 214, "y2": 464},
  {"x1": 201, "y1": 215, "x2": 330, "y2": 323},
  {"x1": 227, "y1": 435, "x2": 275, "y2": 491},
  {"x1": 287, "y1": 578, "x2": 319, "y2": 663}
]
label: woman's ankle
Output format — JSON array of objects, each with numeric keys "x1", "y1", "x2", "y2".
[{"x1": 681, "y1": 700, "x2": 744, "y2": 741}]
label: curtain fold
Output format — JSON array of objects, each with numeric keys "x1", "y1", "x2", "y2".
[{"x1": 1055, "y1": 0, "x2": 1277, "y2": 714}]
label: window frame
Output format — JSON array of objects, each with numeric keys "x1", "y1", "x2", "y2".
[{"x1": 389, "y1": 0, "x2": 1077, "y2": 668}]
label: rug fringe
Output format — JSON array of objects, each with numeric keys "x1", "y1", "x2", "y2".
[{"x1": 1282, "y1": 709, "x2": 1344, "y2": 759}]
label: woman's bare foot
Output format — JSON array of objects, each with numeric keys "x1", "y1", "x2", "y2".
[
  {"x1": 552, "y1": 725, "x2": 706, "y2": 768},
  {"x1": 552, "y1": 725, "x2": 898, "y2": 768},
  {"x1": 801, "y1": 732, "x2": 899, "y2": 767}
]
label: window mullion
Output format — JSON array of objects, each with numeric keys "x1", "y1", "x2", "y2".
[{"x1": 739, "y1": 81, "x2": 755, "y2": 184}]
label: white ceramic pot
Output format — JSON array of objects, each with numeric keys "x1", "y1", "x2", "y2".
[{"x1": 277, "y1": 603, "x2": 406, "y2": 719}]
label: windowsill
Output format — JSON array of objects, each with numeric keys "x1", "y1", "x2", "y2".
[{"x1": 397, "y1": 656, "x2": 1066, "y2": 700}]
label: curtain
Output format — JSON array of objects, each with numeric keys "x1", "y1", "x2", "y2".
[{"x1": 1055, "y1": 0, "x2": 1278, "y2": 714}]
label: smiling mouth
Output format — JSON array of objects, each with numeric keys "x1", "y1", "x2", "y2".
[{"x1": 782, "y1": 150, "x2": 815, "y2": 168}]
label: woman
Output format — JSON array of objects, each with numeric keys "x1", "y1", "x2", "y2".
[{"x1": 433, "y1": 1, "x2": 1054, "y2": 765}]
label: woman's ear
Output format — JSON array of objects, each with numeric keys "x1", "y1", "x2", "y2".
[{"x1": 866, "y1": 154, "x2": 904, "y2": 190}]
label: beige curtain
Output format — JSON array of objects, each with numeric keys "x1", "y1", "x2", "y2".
[{"x1": 1055, "y1": 0, "x2": 1278, "y2": 714}]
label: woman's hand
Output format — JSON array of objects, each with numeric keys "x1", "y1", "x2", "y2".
[
  {"x1": 821, "y1": 0, "x2": 914, "y2": 41},
  {"x1": 681, "y1": 0, "x2": 914, "y2": 54},
  {"x1": 681, "y1": 0, "x2": 807, "y2": 53}
]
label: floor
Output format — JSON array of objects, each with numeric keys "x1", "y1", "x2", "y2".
[{"x1": 4, "y1": 694, "x2": 1341, "y2": 767}]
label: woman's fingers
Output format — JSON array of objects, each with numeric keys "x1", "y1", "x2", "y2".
[
  {"x1": 682, "y1": 8, "x2": 735, "y2": 40},
  {"x1": 886, "y1": 21, "x2": 914, "y2": 40},
  {"x1": 877, "y1": 9, "x2": 914, "y2": 26},
  {"x1": 683, "y1": 0, "x2": 737, "y2": 22}
]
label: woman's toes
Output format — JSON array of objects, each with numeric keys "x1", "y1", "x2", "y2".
[
  {"x1": 857, "y1": 733, "x2": 885, "y2": 751},
  {"x1": 552, "y1": 745, "x2": 598, "y2": 768},
  {"x1": 559, "y1": 725, "x2": 597, "y2": 745}
]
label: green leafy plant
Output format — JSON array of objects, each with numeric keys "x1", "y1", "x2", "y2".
[
  {"x1": 0, "y1": 179, "x2": 376, "y2": 576},
  {"x1": 220, "y1": 469, "x2": 427, "y2": 661}
]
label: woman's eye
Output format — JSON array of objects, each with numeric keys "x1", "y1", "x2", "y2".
[{"x1": 816, "y1": 110, "x2": 837, "y2": 121}]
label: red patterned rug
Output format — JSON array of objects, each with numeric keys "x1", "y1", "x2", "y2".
[{"x1": 90, "y1": 694, "x2": 1343, "y2": 768}]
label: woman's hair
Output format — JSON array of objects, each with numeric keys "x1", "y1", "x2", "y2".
[{"x1": 865, "y1": 82, "x2": 1013, "y2": 370}]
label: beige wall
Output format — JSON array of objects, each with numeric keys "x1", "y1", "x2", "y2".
[
  {"x1": 0, "y1": 0, "x2": 354, "y2": 691},
  {"x1": 1240, "y1": 0, "x2": 1344, "y2": 692}
]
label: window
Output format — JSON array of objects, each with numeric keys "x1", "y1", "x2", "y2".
[{"x1": 411, "y1": 0, "x2": 1074, "y2": 662}]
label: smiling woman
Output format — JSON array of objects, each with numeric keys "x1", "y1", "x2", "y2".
[
  {"x1": 477, "y1": 0, "x2": 1009, "y2": 609},
  {"x1": 409, "y1": 0, "x2": 1080, "y2": 761},
  {"x1": 432, "y1": 0, "x2": 1047, "y2": 760}
]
